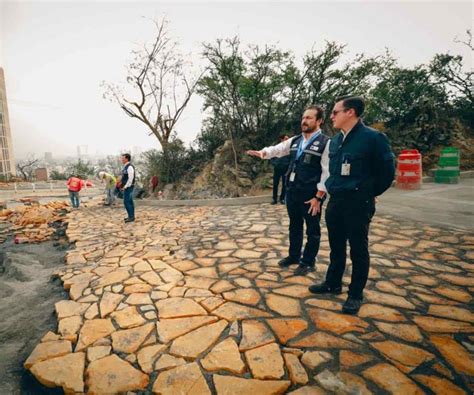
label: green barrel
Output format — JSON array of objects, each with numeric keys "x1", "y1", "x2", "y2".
[{"x1": 435, "y1": 147, "x2": 460, "y2": 184}]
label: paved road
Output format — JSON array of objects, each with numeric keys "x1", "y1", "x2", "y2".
[{"x1": 378, "y1": 179, "x2": 474, "y2": 231}]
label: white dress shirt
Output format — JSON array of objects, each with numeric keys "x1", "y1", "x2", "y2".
[{"x1": 261, "y1": 130, "x2": 330, "y2": 193}]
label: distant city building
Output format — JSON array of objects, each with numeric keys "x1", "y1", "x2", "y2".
[
  {"x1": 35, "y1": 167, "x2": 48, "y2": 181},
  {"x1": 45, "y1": 152, "x2": 53, "y2": 162},
  {"x1": 77, "y1": 145, "x2": 89, "y2": 159},
  {"x1": 0, "y1": 68, "x2": 16, "y2": 180}
]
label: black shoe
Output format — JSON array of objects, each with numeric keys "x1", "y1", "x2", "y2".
[
  {"x1": 308, "y1": 282, "x2": 342, "y2": 294},
  {"x1": 124, "y1": 218, "x2": 135, "y2": 223},
  {"x1": 271, "y1": 200, "x2": 278, "y2": 205},
  {"x1": 342, "y1": 297, "x2": 363, "y2": 315},
  {"x1": 278, "y1": 256, "x2": 300, "y2": 268},
  {"x1": 279, "y1": 200, "x2": 285, "y2": 205},
  {"x1": 294, "y1": 264, "x2": 315, "y2": 276}
]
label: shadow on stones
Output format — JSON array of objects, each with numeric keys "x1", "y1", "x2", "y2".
[{"x1": 0, "y1": 239, "x2": 68, "y2": 394}]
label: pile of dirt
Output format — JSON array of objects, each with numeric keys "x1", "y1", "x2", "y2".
[{"x1": 0, "y1": 200, "x2": 70, "y2": 244}]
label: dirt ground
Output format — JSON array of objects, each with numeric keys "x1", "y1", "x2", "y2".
[{"x1": 0, "y1": 232, "x2": 67, "y2": 394}]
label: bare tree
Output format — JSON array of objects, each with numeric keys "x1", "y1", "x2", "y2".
[
  {"x1": 16, "y1": 156, "x2": 39, "y2": 181},
  {"x1": 103, "y1": 18, "x2": 202, "y2": 153}
]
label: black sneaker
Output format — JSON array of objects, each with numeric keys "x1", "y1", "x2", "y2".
[
  {"x1": 278, "y1": 256, "x2": 300, "y2": 268},
  {"x1": 124, "y1": 218, "x2": 135, "y2": 223},
  {"x1": 294, "y1": 265, "x2": 315, "y2": 276},
  {"x1": 342, "y1": 297, "x2": 363, "y2": 315},
  {"x1": 271, "y1": 200, "x2": 278, "y2": 205},
  {"x1": 308, "y1": 282, "x2": 342, "y2": 294}
]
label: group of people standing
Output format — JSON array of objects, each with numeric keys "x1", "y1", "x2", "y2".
[
  {"x1": 248, "y1": 95, "x2": 395, "y2": 314},
  {"x1": 66, "y1": 153, "x2": 136, "y2": 223}
]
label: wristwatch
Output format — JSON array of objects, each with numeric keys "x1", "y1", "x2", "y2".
[{"x1": 315, "y1": 195, "x2": 324, "y2": 202}]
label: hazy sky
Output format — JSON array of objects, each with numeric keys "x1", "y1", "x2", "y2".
[{"x1": 1, "y1": 0, "x2": 472, "y2": 159}]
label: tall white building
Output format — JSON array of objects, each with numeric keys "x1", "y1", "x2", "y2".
[{"x1": 0, "y1": 68, "x2": 16, "y2": 180}]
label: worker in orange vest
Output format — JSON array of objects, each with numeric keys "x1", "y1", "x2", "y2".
[{"x1": 66, "y1": 175, "x2": 84, "y2": 208}]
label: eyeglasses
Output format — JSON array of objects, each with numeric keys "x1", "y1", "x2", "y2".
[{"x1": 331, "y1": 109, "x2": 348, "y2": 116}]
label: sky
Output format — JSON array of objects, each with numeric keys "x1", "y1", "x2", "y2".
[{"x1": 1, "y1": 0, "x2": 472, "y2": 160}]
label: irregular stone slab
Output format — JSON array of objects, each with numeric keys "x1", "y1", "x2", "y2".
[
  {"x1": 111, "y1": 306, "x2": 146, "y2": 329},
  {"x1": 84, "y1": 303, "x2": 99, "y2": 320},
  {"x1": 137, "y1": 344, "x2": 167, "y2": 373},
  {"x1": 359, "y1": 304, "x2": 406, "y2": 322},
  {"x1": 140, "y1": 271, "x2": 164, "y2": 286},
  {"x1": 58, "y1": 316, "x2": 82, "y2": 342},
  {"x1": 76, "y1": 319, "x2": 115, "y2": 351},
  {"x1": 308, "y1": 308, "x2": 369, "y2": 335},
  {"x1": 413, "y1": 316, "x2": 474, "y2": 333},
  {"x1": 134, "y1": 260, "x2": 153, "y2": 271},
  {"x1": 365, "y1": 290, "x2": 416, "y2": 310},
  {"x1": 301, "y1": 351, "x2": 332, "y2": 369},
  {"x1": 337, "y1": 372, "x2": 372, "y2": 395},
  {"x1": 362, "y1": 363, "x2": 423, "y2": 394},
  {"x1": 284, "y1": 352, "x2": 308, "y2": 384},
  {"x1": 30, "y1": 352, "x2": 85, "y2": 393},
  {"x1": 201, "y1": 338, "x2": 246, "y2": 374},
  {"x1": 233, "y1": 250, "x2": 262, "y2": 259},
  {"x1": 215, "y1": 241, "x2": 238, "y2": 250},
  {"x1": 187, "y1": 267, "x2": 219, "y2": 278},
  {"x1": 184, "y1": 275, "x2": 218, "y2": 290},
  {"x1": 290, "y1": 332, "x2": 357, "y2": 349},
  {"x1": 273, "y1": 285, "x2": 312, "y2": 298},
  {"x1": 86, "y1": 354, "x2": 149, "y2": 393},
  {"x1": 24, "y1": 340, "x2": 72, "y2": 368},
  {"x1": 156, "y1": 297, "x2": 207, "y2": 318},
  {"x1": 213, "y1": 302, "x2": 271, "y2": 321},
  {"x1": 87, "y1": 345, "x2": 111, "y2": 362},
  {"x1": 413, "y1": 374, "x2": 467, "y2": 395},
  {"x1": 99, "y1": 291, "x2": 124, "y2": 317},
  {"x1": 315, "y1": 369, "x2": 346, "y2": 392},
  {"x1": 157, "y1": 316, "x2": 218, "y2": 343},
  {"x1": 211, "y1": 279, "x2": 235, "y2": 293},
  {"x1": 374, "y1": 322, "x2": 423, "y2": 343},
  {"x1": 266, "y1": 294, "x2": 301, "y2": 316},
  {"x1": 95, "y1": 268, "x2": 130, "y2": 287},
  {"x1": 428, "y1": 305, "x2": 474, "y2": 323},
  {"x1": 245, "y1": 343, "x2": 284, "y2": 379},
  {"x1": 287, "y1": 386, "x2": 326, "y2": 395},
  {"x1": 124, "y1": 283, "x2": 153, "y2": 294},
  {"x1": 213, "y1": 375, "x2": 291, "y2": 395},
  {"x1": 439, "y1": 273, "x2": 474, "y2": 287},
  {"x1": 267, "y1": 318, "x2": 308, "y2": 344},
  {"x1": 111, "y1": 322, "x2": 154, "y2": 353},
  {"x1": 339, "y1": 350, "x2": 373, "y2": 368},
  {"x1": 200, "y1": 296, "x2": 226, "y2": 312},
  {"x1": 240, "y1": 320, "x2": 275, "y2": 351},
  {"x1": 152, "y1": 362, "x2": 211, "y2": 394},
  {"x1": 371, "y1": 341, "x2": 435, "y2": 373},
  {"x1": 169, "y1": 320, "x2": 228, "y2": 359},
  {"x1": 126, "y1": 292, "x2": 153, "y2": 305},
  {"x1": 155, "y1": 354, "x2": 186, "y2": 371},
  {"x1": 305, "y1": 298, "x2": 341, "y2": 311},
  {"x1": 434, "y1": 286, "x2": 472, "y2": 303},
  {"x1": 223, "y1": 289, "x2": 261, "y2": 306},
  {"x1": 41, "y1": 331, "x2": 61, "y2": 342},
  {"x1": 55, "y1": 300, "x2": 89, "y2": 319},
  {"x1": 430, "y1": 335, "x2": 474, "y2": 375}
]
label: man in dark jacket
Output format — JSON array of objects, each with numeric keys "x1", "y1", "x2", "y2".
[
  {"x1": 270, "y1": 135, "x2": 291, "y2": 204},
  {"x1": 309, "y1": 96, "x2": 395, "y2": 314}
]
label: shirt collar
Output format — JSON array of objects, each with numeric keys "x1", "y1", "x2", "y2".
[{"x1": 303, "y1": 128, "x2": 322, "y2": 142}]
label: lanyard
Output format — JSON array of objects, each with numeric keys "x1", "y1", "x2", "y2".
[{"x1": 296, "y1": 130, "x2": 321, "y2": 160}]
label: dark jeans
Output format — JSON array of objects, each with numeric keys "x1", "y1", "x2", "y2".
[
  {"x1": 325, "y1": 193, "x2": 376, "y2": 299},
  {"x1": 68, "y1": 191, "x2": 80, "y2": 208},
  {"x1": 123, "y1": 187, "x2": 135, "y2": 219},
  {"x1": 273, "y1": 168, "x2": 287, "y2": 202},
  {"x1": 286, "y1": 189, "x2": 322, "y2": 266}
]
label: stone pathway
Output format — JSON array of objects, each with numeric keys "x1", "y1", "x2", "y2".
[{"x1": 24, "y1": 203, "x2": 474, "y2": 394}]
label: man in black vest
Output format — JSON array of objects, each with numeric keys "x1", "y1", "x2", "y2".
[
  {"x1": 120, "y1": 153, "x2": 136, "y2": 223},
  {"x1": 309, "y1": 96, "x2": 395, "y2": 314},
  {"x1": 247, "y1": 105, "x2": 330, "y2": 276}
]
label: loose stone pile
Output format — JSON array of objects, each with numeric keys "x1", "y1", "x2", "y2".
[{"x1": 24, "y1": 204, "x2": 473, "y2": 394}]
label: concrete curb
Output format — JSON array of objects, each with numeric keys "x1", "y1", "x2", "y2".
[{"x1": 423, "y1": 169, "x2": 474, "y2": 183}]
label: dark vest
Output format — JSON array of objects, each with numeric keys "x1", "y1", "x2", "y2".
[
  {"x1": 121, "y1": 163, "x2": 135, "y2": 187},
  {"x1": 287, "y1": 132, "x2": 330, "y2": 192}
]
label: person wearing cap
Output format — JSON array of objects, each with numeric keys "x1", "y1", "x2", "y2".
[
  {"x1": 270, "y1": 134, "x2": 291, "y2": 205},
  {"x1": 247, "y1": 105, "x2": 330, "y2": 276},
  {"x1": 308, "y1": 95, "x2": 395, "y2": 315},
  {"x1": 98, "y1": 171, "x2": 117, "y2": 206}
]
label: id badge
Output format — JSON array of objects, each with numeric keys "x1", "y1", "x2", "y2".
[
  {"x1": 341, "y1": 162, "x2": 351, "y2": 176},
  {"x1": 289, "y1": 172, "x2": 296, "y2": 182}
]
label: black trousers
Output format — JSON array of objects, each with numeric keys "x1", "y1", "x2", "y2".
[
  {"x1": 272, "y1": 168, "x2": 287, "y2": 202},
  {"x1": 325, "y1": 193, "x2": 376, "y2": 299},
  {"x1": 286, "y1": 189, "x2": 322, "y2": 266}
]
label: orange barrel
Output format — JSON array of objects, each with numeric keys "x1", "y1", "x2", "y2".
[{"x1": 396, "y1": 149, "x2": 422, "y2": 190}]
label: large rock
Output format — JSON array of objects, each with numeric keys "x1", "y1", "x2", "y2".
[
  {"x1": 75, "y1": 319, "x2": 115, "y2": 351},
  {"x1": 157, "y1": 316, "x2": 218, "y2": 343},
  {"x1": 24, "y1": 340, "x2": 72, "y2": 368},
  {"x1": 86, "y1": 354, "x2": 149, "y2": 394},
  {"x1": 362, "y1": 363, "x2": 423, "y2": 394},
  {"x1": 111, "y1": 322, "x2": 154, "y2": 353},
  {"x1": 245, "y1": 343, "x2": 285, "y2": 379},
  {"x1": 213, "y1": 375, "x2": 290, "y2": 395},
  {"x1": 201, "y1": 338, "x2": 246, "y2": 374},
  {"x1": 30, "y1": 352, "x2": 85, "y2": 393},
  {"x1": 99, "y1": 291, "x2": 124, "y2": 317},
  {"x1": 152, "y1": 362, "x2": 211, "y2": 394},
  {"x1": 156, "y1": 297, "x2": 207, "y2": 318},
  {"x1": 55, "y1": 300, "x2": 89, "y2": 319}
]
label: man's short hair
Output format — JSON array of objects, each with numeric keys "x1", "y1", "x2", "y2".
[
  {"x1": 304, "y1": 105, "x2": 325, "y2": 121},
  {"x1": 336, "y1": 95, "x2": 365, "y2": 117},
  {"x1": 122, "y1": 153, "x2": 131, "y2": 161},
  {"x1": 279, "y1": 134, "x2": 289, "y2": 140}
]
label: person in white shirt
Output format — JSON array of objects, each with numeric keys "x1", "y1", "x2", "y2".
[
  {"x1": 247, "y1": 105, "x2": 330, "y2": 276},
  {"x1": 120, "y1": 153, "x2": 136, "y2": 223}
]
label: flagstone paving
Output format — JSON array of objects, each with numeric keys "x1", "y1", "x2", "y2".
[{"x1": 24, "y1": 203, "x2": 474, "y2": 394}]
